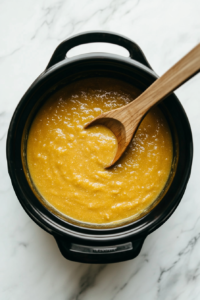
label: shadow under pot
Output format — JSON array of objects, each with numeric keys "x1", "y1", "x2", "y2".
[{"x1": 6, "y1": 31, "x2": 193, "y2": 264}]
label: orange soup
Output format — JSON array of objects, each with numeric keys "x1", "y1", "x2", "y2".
[{"x1": 27, "y1": 78, "x2": 173, "y2": 226}]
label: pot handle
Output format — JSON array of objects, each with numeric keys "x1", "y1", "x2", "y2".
[
  {"x1": 46, "y1": 31, "x2": 152, "y2": 70},
  {"x1": 54, "y1": 235, "x2": 146, "y2": 264}
]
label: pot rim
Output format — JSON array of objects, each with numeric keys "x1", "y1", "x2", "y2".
[{"x1": 6, "y1": 52, "x2": 193, "y2": 242}]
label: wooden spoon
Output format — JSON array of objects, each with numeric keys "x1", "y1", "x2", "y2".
[{"x1": 85, "y1": 43, "x2": 200, "y2": 168}]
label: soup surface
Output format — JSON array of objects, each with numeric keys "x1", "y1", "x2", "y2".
[{"x1": 27, "y1": 78, "x2": 173, "y2": 225}]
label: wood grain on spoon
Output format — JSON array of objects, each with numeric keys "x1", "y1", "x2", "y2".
[{"x1": 85, "y1": 43, "x2": 200, "y2": 168}]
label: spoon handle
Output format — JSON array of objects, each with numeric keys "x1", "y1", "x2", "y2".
[{"x1": 130, "y1": 43, "x2": 200, "y2": 116}]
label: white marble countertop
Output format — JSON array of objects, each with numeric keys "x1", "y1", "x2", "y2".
[{"x1": 1, "y1": 0, "x2": 200, "y2": 299}]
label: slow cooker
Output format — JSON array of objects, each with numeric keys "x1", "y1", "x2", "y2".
[{"x1": 6, "y1": 31, "x2": 193, "y2": 263}]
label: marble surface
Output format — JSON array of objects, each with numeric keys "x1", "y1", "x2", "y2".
[{"x1": 1, "y1": 0, "x2": 200, "y2": 299}]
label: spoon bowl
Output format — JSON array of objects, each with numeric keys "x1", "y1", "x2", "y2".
[{"x1": 85, "y1": 108, "x2": 141, "y2": 167}]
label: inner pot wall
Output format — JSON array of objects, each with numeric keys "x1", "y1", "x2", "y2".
[{"x1": 21, "y1": 69, "x2": 179, "y2": 229}]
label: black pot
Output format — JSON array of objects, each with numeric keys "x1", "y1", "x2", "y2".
[{"x1": 6, "y1": 31, "x2": 193, "y2": 264}]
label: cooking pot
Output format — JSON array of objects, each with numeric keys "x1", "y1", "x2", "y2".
[{"x1": 6, "y1": 31, "x2": 193, "y2": 263}]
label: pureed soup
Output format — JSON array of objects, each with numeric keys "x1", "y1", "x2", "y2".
[{"x1": 27, "y1": 78, "x2": 173, "y2": 226}]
